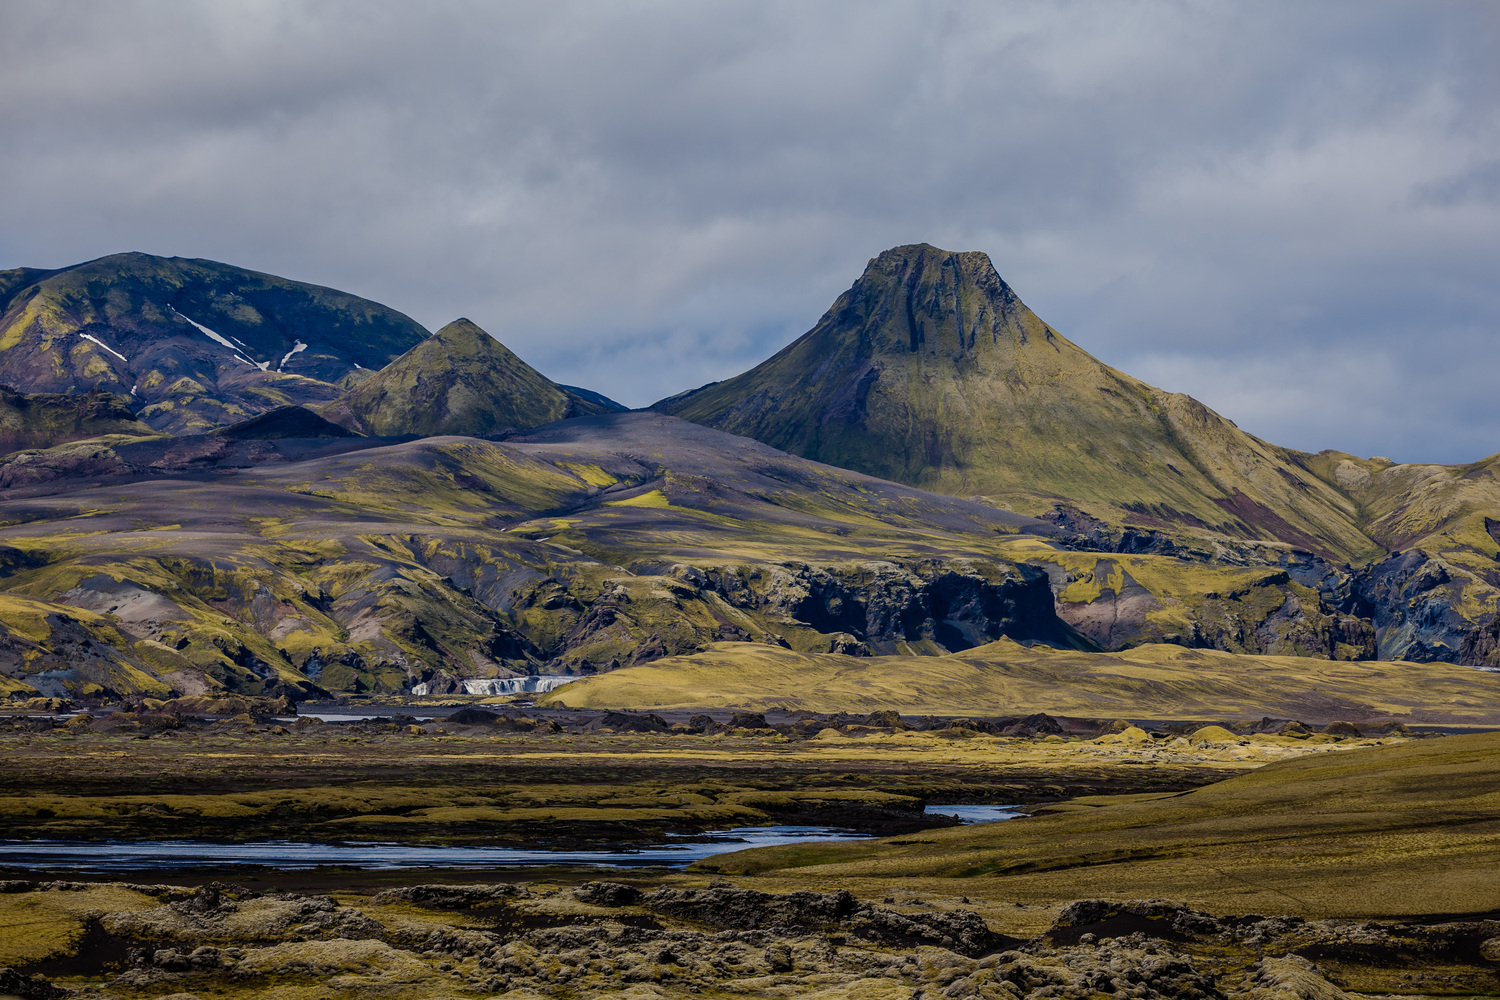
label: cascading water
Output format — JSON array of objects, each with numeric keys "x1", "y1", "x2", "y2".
[{"x1": 408, "y1": 676, "x2": 577, "y2": 696}]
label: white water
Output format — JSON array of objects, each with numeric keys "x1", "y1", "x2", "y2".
[
  {"x1": 464, "y1": 676, "x2": 577, "y2": 696},
  {"x1": 409, "y1": 676, "x2": 577, "y2": 697},
  {"x1": 78, "y1": 333, "x2": 128, "y2": 363}
]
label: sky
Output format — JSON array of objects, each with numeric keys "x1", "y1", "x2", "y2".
[{"x1": 2, "y1": 1, "x2": 1497, "y2": 463}]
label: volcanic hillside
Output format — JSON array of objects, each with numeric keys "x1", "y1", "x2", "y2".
[
  {"x1": 322, "y1": 318, "x2": 622, "y2": 437},
  {"x1": 657, "y1": 244, "x2": 1381, "y2": 564}
]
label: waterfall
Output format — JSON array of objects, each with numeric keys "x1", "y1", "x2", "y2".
[{"x1": 409, "y1": 676, "x2": 578, "y2": 696}]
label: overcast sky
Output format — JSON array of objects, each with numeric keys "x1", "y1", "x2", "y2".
[{"x1": 2, "y1": 1, "x2": 1497, "y2": 462}]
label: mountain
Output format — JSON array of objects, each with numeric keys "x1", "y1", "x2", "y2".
[
  {"x1": 0, "y1": 406, "x2": 1395, "y2": 701},
  {"x1": 0, "y1": 252, "x2": 430, "y2": 434},
  {"x1": 657, "y1": 244, "x2": 1381, "y2": 564},
  {"x1": 321, "y1": 318, "x2": 619, "y2": 437},
  {"x1": 0, "y1": 411, "x2": 1080, "y2": 700}
]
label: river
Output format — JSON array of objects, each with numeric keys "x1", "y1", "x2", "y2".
[{"x1": 0, "y1": 805, "x2": 1024, "y2": 871}]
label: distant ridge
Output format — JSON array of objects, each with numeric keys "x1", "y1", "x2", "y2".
[
  {"x1": 658, "y1": 243, "x2": 1381, "y2": 562},
  {"x1": 0, "y1": 252, "x2": 429, "y2": 433},
  {"x1": 322, "y1": 318, "x2": 615, "y2": 437}
]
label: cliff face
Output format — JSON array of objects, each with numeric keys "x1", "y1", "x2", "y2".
[{"x1": 659, "y1": 244, "x2": 1380, "y2": 564}]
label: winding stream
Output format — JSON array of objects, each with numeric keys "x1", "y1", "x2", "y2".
[{"x1": 0, "y1": 805, "x2": 1023, "y2": 871}]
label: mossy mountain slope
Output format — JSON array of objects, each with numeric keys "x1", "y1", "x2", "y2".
[
  {"x1": 0, "y1": 386, "x2": 157, "y2": 454},
  {"x1": 0, "y1": 252, "x2": 430, "y2": 434},
  {"x1": 0, "y1": 413, "x2": 1413, "y2": 700},
  {"x1": 322, "y1": 319, "x2": 618, "y2": 437},
  {"x1": 658, "y1": 244, "x2": 1380, "y2": 563}
]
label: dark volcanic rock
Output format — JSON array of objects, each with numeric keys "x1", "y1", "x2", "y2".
[
  {"x1": 573, "y1": 881, "x2": 644, "y2": 907},
  {"x1": 1459, "y1": 614, "x2": 1500, "y2": 667},
  {"x1": 0, "y1": 385, "x2": 152, "y2": 456},
  {"x1": 728, "y1": 711, "x2": 769, "y2": 730},
  {"x1": 1002, "y1": 713, "x2": 1064, "y2": 737},
  {"x1": 584, "y1": 711, "x2": 671, "y2": 734},
  {"x1": 0, "y1": 968, "x2": 65, "y2": 999},
  {"x1": 643, "y1": 885, "x2": 1007, "y2": 957},
  {"x1": 692, "y1": 559, "x2": 1071, "y2": 654},
  {"x1": 1354, "y1": 549, "x2": 1473, "y2": 662},
  {"x1": 374, "y1": 884, "x2": 529, "y2": 908}
]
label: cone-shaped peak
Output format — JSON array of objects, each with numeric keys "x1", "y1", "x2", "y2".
[
  {"x1": 323, "y1": 318, "x2": 610, "y2": 437},
  {"x1": 657, "y1": 243, "x2": 1378, "y2": 561}
]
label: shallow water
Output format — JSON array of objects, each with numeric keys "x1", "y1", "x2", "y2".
[
  {"x1": 923, "y1": 803, "x2": 1028, "y2": 823},
  {"x1": 0, "y1": 807, "x2": 1023, "y2": 871},
  {"x1": 0, "y1": 826, "x2": 868, "y2": 871}
]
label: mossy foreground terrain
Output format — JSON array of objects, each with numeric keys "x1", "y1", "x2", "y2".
[
  {"x1": 0, "y1": 721, "x2": 1495, "y2": 999},
  {"x1": 710, "y1": 731, "x2": 1500, "y2": 919}
]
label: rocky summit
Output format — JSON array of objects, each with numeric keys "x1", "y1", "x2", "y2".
[
  {"x1": 0, "y1": 252, "x2": 429, "y2": 433},
  {"x1": 321, "y1": 317, "x2": 622, "y2": 438}
]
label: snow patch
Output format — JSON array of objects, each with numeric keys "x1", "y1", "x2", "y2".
[
  {"x1": 278, "y1": 340, "x2": 308, "y2": 371},
  {"x1": 78, "y1": 333, "x2": 128, "y2": 364},
  {"x1": 170, "y1": 306, "x2": 270, "y2": 369}
]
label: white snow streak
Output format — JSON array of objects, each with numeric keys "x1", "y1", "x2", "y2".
[
  {"x1": 78, "y1": 333, "x2": 128, "y2": 363},
  {"x1": 169, "y1": 306, "x2": 270, "y2": 369},
  {"x1": 278, "y1": 340, "x2": 308, "y2": 371}
]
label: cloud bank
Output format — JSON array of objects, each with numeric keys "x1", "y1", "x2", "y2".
[{"x1": 1, "y1": 0, "x2": 1496, "y2": 461}]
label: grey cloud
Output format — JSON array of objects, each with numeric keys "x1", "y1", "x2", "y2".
[{"x1": 0, "y1": 0, "x2": 1497, "y2": 462}]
